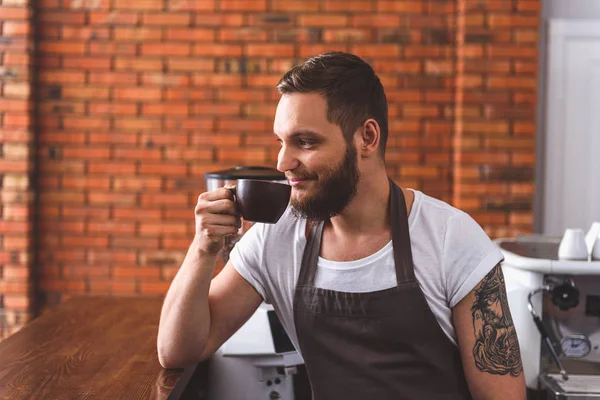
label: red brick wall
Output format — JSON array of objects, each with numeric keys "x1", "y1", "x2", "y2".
[
  {"x1": 0, "y1": 2, "x2": 35, "y2": 337},
  {"x1": 0, "y1": 0, "x2": 541, "y2": 338}
]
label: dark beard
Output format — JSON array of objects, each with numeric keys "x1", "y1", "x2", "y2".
[{"x1": 290, "y1": 143, "x2": 360, "y2": 222}]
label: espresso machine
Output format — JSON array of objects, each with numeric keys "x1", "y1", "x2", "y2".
[{"x1": 498, "y1": 230, "x2": 600, "y2": 399}]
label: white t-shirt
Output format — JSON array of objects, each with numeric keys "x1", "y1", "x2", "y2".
[{"x1": 229, "y1": 189, "x2": 504, "y2": 353}]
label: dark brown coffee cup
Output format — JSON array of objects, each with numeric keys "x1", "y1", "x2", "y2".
[{"x1": 227, "y1": 179, "x2": 291, "y2": 223}]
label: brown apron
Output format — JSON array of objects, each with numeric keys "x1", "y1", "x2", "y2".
[{"x1": 293, "y1": 179, "x2": 473, "y2": 399}]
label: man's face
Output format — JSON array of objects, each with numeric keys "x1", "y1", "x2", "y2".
[{"x1": 274, "y1": 93, "x2": 360, "y2": 221}]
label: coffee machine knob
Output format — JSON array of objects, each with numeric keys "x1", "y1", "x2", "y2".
[{"x1": 551, "y1": 283, "x2": 580, "y2": 311}]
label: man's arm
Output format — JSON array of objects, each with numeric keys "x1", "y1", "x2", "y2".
[
  {"x1": 452, "y1": 264, "x2": 527, "y2": 400},
  {"x1": 157, "y1": 188, "x2": 262, "y2": 368}
]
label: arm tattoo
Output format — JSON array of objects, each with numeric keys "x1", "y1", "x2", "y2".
[{"x1": 471, "y1": 264, "x2": 523, "y2": 376}]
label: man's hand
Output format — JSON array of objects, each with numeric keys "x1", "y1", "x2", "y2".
[{"x1": 194, "y1": 187, "x2": 241, "y2": 256}]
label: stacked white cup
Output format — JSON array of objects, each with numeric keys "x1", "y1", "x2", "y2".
[{"x1": 558, "y1": 228, "x2": 589, "y2": 260}]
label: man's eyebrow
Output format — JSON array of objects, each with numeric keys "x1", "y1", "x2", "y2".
[{"x1": 273, "y1": 129, "x2": 324, "y2": 139}]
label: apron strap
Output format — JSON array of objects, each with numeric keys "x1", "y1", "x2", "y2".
[
  {"x1": 297, "y1": 219, "x2": 324, "y2": 286},
  {"x1": 389, "y1": 178, "x2": 416, "y2": 284}
]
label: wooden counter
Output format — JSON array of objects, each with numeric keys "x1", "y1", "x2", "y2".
[{"x1": 0, "y1": 296, "x2": 204, "y2": 400}]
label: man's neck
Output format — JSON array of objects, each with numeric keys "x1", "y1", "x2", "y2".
[{"x1": 325, "y1": 172, "x2": 392, "y2": 239}]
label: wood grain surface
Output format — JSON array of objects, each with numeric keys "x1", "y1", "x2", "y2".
[{"x1": 0, "y1": 296, "x2": 195, "y2": 400}]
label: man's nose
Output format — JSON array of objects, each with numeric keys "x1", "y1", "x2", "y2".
[{"x1": 277, "y1": 145, "x2": 299, "y2": 172}]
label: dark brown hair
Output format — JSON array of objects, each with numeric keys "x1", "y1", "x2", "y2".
[{"x1": 276, "y1": 52, "x2": 388, "y2": 157}]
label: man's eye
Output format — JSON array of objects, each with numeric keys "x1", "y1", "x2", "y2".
[{"x1": 298, "y1": 139, "x2": 314, "y2": 147}]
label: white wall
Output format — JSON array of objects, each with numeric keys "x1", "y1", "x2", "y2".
[{"x1": 535, "y1": 0, "x2": 600, "y2": 234}]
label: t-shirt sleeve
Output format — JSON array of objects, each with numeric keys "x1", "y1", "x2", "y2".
[
  {"x1": 228, "y1": 223, "x2": 271, "y2": 304},
  {"x1": 443, "y1": 211, "x2": 504, "y2": 308}
]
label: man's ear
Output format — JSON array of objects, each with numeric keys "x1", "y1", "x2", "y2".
[{"x1": 358, "y1": 119, "x2": 381, "y2": 157}]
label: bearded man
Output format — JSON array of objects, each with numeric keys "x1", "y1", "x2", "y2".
[{"x1": 157, "y1": 52, "x2": 526, "y2": 400}]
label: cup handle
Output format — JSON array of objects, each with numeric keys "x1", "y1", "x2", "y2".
[{"x1": 225, "y1": 185, "x2": 236, "y2": 201}]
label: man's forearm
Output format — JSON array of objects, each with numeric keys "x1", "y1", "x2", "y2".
[{"x1": 157, "y1": 236, "x2": 217, "y2": 368}]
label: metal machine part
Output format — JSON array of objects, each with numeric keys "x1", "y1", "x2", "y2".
[
  {"x1": 206, "y1": 304, "x2": 305, "y2": 400},
  {"x1": 528, "y1": 285, "x2": 570, "y2": 381}
]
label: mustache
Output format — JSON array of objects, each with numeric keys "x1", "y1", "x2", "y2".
[{"x1": 286, "y1": 172, "x2": 317, "y2": 180}]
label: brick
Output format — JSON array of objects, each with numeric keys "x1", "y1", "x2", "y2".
[
  {"x1": 141, "y1": 73, "x2": 190, "y2": 87},
  {"x1": 114, "y1": 0, "x2": 163, "y2": 10},
  {"x1": 0, "y1": 7, "x2": 31, "y2": 19},
  {"x1": 65, "y1": 0, "x2": 111, "y2": 9},
  {"x1": 164, "y1": 148, "x2": 213, "y2": 160},
  {"x1": 62, "y1": 176, "x2": 111, "y2": 190},
  {"x1": 89, "y1": 11, "x2": 139, "y2": 25},
  {"x1": 324, "y1": 1, "x2": 373, "y2": 12},
  {"x1": 114, "y1": 208, "x2": 162, "y2": 220},
  {"x1": 3, "y1": 53, "x2": 31, "y2": 66},
  {"x1": 246, "y1": 44, "x2": 294, "y2": 57},
  {"x1": 113, "y1": 87, "x2": 161, "y2": 101},
  {"x1": 139, "y1": 222, "x2": 187, "y2": 235},
  {"x1": 216, "y1": 148, "x2": 266, "y2": 162},
  {"x1": 141, "y1": 43, "x2": 191, "y2": 56},
  {"x1": 142, "y1": 12, "x2": 190, "y2": 26},
  {"x1": 272, "y1": 0, "x2": 318, "y2": 11},
  {"x1": 192, "y1": 74, "x2": 242, "y2": 87},
  {"x1": 299, "y1": 15, "x2": 348, "y2": 27},
  {"x1": 487, "y1": 76, "x2": 536, "y2": 89},
  {"x1": 63, "y1": 56, "x2": 112, "y2": 70},
  {"x1": 62, "y1": 117, "x2": 110, "y2": 130},
  {"x1": 517, "y1": 0, "x2": 541, "y2": 12},
  {"x1": 488, "y1": 14, "x2": 539, "y2": 28},
  {"x1": 515, "y1": 30, "x2": 539, "y2": 43},
  {"x1": 402, "y1": 104, "x2": 439, "y2": 118},
  {"x1": 514, "y1": 122, "x2": 536, "y2": 136},
  {"x1": 463, "y1": 122, "x2": 509, "y2": 135},
  {"x1": 113, "y1": 176, "x2": 162, "y2": 191},
  {"x1": 219, "y1": 28, "x2": 268, "y2": 42},
  {"x1": 2, "y1": 21, "x2": 31, "y2": 36},
  {"x1": 38, "y1": 71, "x2": 86, "y2": 84},
  {"x1": 166, "y1": 28, "x2": 215, "y2": 41},
  {"x1": 168, "y1": 58, "x2": 214, "y2": 72},
  {"x1": 194, "y1": 13, "x2": 244, "y2": 26},
  {"x1": 88, "y1": 192, "x2": 137, "y2": 205},
  {"x1": 168, "y1": 0, "x2": 215, "y2": 10},
  {"x1": 514, "y1": 61, "x2": 538, "y2": 74},
  {"x1": 89, "y1": 42, "x2": 137, "y2": 56},
  {"x1": 138, "y1": 162, "x2": 187, "y2": 176},
  {"x1": 352, "y1": 15, "x2": 401, "y2": 28},
  {"x1": 61, "y1": 147, "x2": 110, "y2": 160},
  {"x1": 88, "y1": 72, "x2": 137, "y2": 85},
  {"x1": 39, "y1": 11, "x2": 86, "y2": 24},
  {"x1": 323, "y1": 28, "x2": 371, "y2": 43},
  {"x1": 37, "y1": 41, "x2": 86, "y2": 55},
  {"x1": 143, "y1": 103, "x2": 189, "y2": 116},
  {"x1": 113, "y1": 118, "x2": 160, "y2": 131},
  {"x1": 113, "y1": 27, "x2": 162, "y2": 41},
  {"x1": 56, "y1": 87, "x2": 108, "y2": 102},
  {"x1": 352, "y1": 44, "x2": 400, "y2": 58},
  {"x1": 88, "y1": 221, "x2": 136, "y2": 235},
  {"x1": 166, "y1": 88, "x2": 213, "y2": 101},
  {"x1": 193, "y1": 44, "x2": 243, "y2": 57},
  {"x1": 219, "y1": 0, "x2": 266, "y2": 11},
  {"x1": 113, "y1": 267, "x2": 160, "y2": 279},
  {"x1": 140, "y1": 282, "x2": 170, "y2": 294},
  {"x1": 377, "y1": 0, "x2": 423, "y2": 12},
  {"x1": 114, "y1": 58, "x2": 162, "y2": 71},
  {"x1": 112, "y1": 237, "x2": 160, "y2": 248},
  {"x1": 488, "y1": 46, "x2": 537, "y2": 59},
  {"x1": 88, "y1": 161, "x2": 136, "y2": 174},
  {"x1": 88, "y1": 102, "x2": 137, "y2": 116}
]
